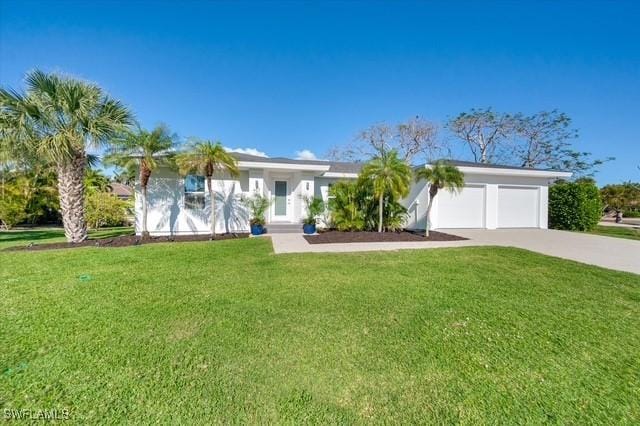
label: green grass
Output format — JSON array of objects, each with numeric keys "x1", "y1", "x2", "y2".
[
  {"x1": 1, "y1": 235, "x2": 639, "y2": 423},
  {"x1": 0, "y1": 226, "x2": 134, "y2": 249},
  {"x1": 586, "y1": 225, "x2": 640, "y2": 241}
]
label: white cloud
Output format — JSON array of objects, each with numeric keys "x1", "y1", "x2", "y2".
[
  {"x1": 295, "y1": 149, "x2": 320, "y2": 161},
  {"x1": 224, "y1": 147, "x2": 269, "y2": 157}
]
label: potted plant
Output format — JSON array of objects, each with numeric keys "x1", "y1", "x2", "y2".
[
  {"x1": 244, "y1": 194, "x2": 270, "y2": 235},
  {"x1": 302, "y1": 196, "x2": 325, "y2": 234}
]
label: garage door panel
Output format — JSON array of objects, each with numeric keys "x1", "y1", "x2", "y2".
[
  {"x1": 437, "y1": 185, "x2": 485, "y2": 228},
  {"x1": 498, "y1": 186, "x2": 539, "y2": 228}
]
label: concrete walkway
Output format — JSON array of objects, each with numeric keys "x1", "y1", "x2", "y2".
[{"x1": 269, "y1": 229, "x2": 640, "y2": 275}]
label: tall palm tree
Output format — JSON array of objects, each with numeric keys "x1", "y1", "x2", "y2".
[
  {"x1": 0, "y1": 70, "x2": 133, "y2": 242},
  {"x1": 175, "y1": 139, "x2": 239, "y2": 239},
  {"x1": 360, "y1": 150, "x2": 412, "y2": 232},
  {"x1": 414, "y1": 160, "x2": 464, "y2": 236},
  {"x1": 105, "y1": 125, "x2": 176, "y2": 237}
]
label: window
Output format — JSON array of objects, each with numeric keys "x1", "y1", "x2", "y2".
[{"x1": 184, "y1": 175, "x2": 205, "y2": 209}]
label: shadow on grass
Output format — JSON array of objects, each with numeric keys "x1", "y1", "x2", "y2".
[{"x1": 0, "y1": 227, "x2": 135, "y2": 247}]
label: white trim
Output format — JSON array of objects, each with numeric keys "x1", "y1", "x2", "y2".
[
  {"x1": 321, "y1": 172, "x2": 359, "y2": 178},
  {"x1": 238, "y1": 161, "x2": 330, "y2": 172},
  {"x1": 455, "y1": 166, "x2": 570, "y2": 179}
]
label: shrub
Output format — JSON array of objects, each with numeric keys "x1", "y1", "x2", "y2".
[
  {"x1": 549, "y1": 180, "x2": 602, "y2": 231},
  {"x1": 623, "y1": 209, "x2": 640, "y2": 218},
  {"x1": 0, "y1": 182, "x2": 28, "y2": 230},
  {"x1": 85, "y1": 192, "x2": 129, "y2": 229},
  {"x1": 328, "y1": 179, "x2": 407, "y2": 231},
  {"x1": 243, "y1": 194, "x2": 270, "y2": 226},
  {"x1": 302, "y1": 196, "x2": 324, "y2": 225}
]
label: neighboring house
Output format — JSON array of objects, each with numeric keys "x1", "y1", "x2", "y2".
[
  {"x1": 109, "y1": 182, "x2": 134, "y2": 200},
  {"x1": 135, "y1": 153, "x2": 570, "y2": 235}
]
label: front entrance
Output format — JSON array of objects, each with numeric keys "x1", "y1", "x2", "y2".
[{"x1": 271, "y1": 179, "x2": 291, "y2": 221}]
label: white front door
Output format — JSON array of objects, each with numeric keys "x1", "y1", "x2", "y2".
[{"x1": 272, "y1": 180, "x2": 291, "y2": 221}]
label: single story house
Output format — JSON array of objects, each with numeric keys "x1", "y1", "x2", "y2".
[{"x1": 135, "y1": 152, "x2": 571, "y2": 235}]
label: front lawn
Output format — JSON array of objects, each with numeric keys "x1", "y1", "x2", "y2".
[
  {"x1": 587, "y1": 225, "x2": 640, "y2": 241},
  {"x1": 0, "y1": 227, "x2": 134, "y2": 250},
  {"x1": 1, "y1": 236, "x2": 639, "y2": 423}
]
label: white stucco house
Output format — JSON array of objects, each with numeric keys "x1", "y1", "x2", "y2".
[{"x1": 135, "y1": 152, "x2": 571, "y2": 235}]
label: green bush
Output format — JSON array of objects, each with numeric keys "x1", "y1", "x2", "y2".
[
  {"x1": 85, "y1": 192, "x2": 129, "y2": 229},
  {"x1": 0, "y1": 182, "x2": 28, "y2": 230},
  {"x1": 328, "y1": 180, "x2": 407, "y2": 231},
  {"x1": 623, "y1": 210, "x2": 640, "y2": 218},
  {"x1": 243, "y1": 194, "x2": 271, "y2": 226},
  {"x1": 549, "y1": 180, "x2": 602, "y2": 231}
]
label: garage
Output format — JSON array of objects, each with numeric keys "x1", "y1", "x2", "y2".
[
  {"x1": 436, "y1": 185, "x2": 485, "y2": 228},
  {"x1": 497, "y1": 186, "x2": 540, "y2": 228}
]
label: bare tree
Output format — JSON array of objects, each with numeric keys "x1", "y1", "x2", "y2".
[
  {"x1": 396, "y1": 116, "x2": 441, "y2": 162},
  {"x1": 447, "y1": 108, "x2": 514, "y2": 163},
  {"x1": 326, "y1": 117, "x2": 443, "y2": 163}
]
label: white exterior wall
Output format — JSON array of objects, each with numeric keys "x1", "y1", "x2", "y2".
[
  {"x1": 404, "y1": 172, "x2": 556, "y2": 231},
  {"x1": 135, "y1": 167, "x2": 251, "y2": 236},
  {"x1": 138, "y1": 163, "x2": 560, "y2": 235}
]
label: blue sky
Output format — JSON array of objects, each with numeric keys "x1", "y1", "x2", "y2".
[{"x1": 1, "y1": 0, "x2": 638, "y2": 184}]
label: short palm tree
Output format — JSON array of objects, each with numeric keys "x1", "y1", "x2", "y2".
[
  {"x1": 0, "y1": 70, "x2": 133, "y2": 242},
  {"x1": 414, "y1": 160, "x2": 464, "y2": 236},
  {"x1": 360, "y1": 150, "x2": 412, "y2": 232},
  {"x1": 105, "y1": 125, "x2": 176, "y2": 236},
  {"x1": 176, "y1": 140, "x2": 239, "y2": 238}
]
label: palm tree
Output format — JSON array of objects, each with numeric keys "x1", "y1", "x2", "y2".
[
  {"x1": 175, "y1": 140, "x2": 239, "y2": 239},
  {"x1": 414, "y1": 160, "x2": 464, "y2": 236},
  {"x1": 0, "y1": 70, "x2": 133, "y2": 242},
  {"x1": 84, "y1": 168, "x2": 112, "y2": 194},
  {"x1": 360, "y1": 150, "x2": 412, "y2": 232},
  {"x1": 105, "y1": 125, "x2": 176, "y2": 237}
]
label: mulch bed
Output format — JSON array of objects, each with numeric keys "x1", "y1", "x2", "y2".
[
  {"x1": 303, "y1": 229, "x2": 467, "y2": 244},
  {"x1": 6, "y1": 233, "x2": 249, "y2": 252}
]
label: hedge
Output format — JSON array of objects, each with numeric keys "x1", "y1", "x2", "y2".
[{"x1": 549, "y1": 180, "x2": 602, "y2": 231}]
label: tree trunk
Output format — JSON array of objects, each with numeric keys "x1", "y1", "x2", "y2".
[
  {"x1": 378, "y1": 194, "x2": 384, "y2": 233},
  {"x1": 424, "y1": 199, "x2": 433, "y2": 237},
  {"x1": 208, "y1": 176, "x2": 215, "y2": 239},
  {"x1": 425, "y1": 186, "x2": 438, "y2": 237},
  {"x1": 57, "y1": 151, "x2": 87, "y2": 243},
  {"x1": 141, "y1": 185, "x2": 149, "y2": 237}
]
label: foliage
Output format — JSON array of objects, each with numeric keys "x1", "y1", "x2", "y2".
[
  {"x1": 84, "y1": 191, "x2": 130, "y2": 229},
  {"x1": 0, "y1": 70, "x2": 133, "y2": 242},
  {"x1": 175, "y1": 139, "x2": 238, "y2": 178},
  {"x1": 600, "y1": 182, "x2": 640, "y2": 214},
  {"x1": 549, "y1": 179, "x2": 603, "y2": 231},
  {"x1": 302, "y1": 196, "x2": 325, "y2": 225},
  {"x1": 328, "y1": 181, "x2": 366, "y2": 231},
  {"x1": 106, "y1": 125, "x2": 177, "y2": 235},
  {"x1": 243, "y1": 193, "x2": 271, "y2": 226},
  {"x1": 360, "y1": 150, "x2": 412, "y2": 232},
  {"x1": 176, "y1": 139, "x2": 239, "y2": 237},
  {"x1": 328, "y1": 179, "x2": 408, "y2": 232},
  {"x1": 106, "y1": 124, "x2": 177, "y2": 188},
  {"x1": 0, "y1": 179, "x2": 28, "y2": 229},
  {"x1": 1, "y1": 238, "x2": 639, "y2": 423},
  {"x1": 414, "y1": 160, "x2": 465, "y2": 236},
  {"x1": 84, "y1": 168, "x2": 112, "y2": 194}
]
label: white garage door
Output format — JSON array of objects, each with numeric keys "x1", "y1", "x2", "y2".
[
  {"x1": 437, "y1": 185, "x2": 485, "y2": 228},
  {"x1": 498, "y1": 186, "x2": 539, "y2": 228}
]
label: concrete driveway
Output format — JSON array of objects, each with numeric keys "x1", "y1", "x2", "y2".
[
  {"x1": 269, "y1": 229, "x2": 640, "y2": 275},
  {"x1": 440, "y1": 228, "x2": 640, "y2": 275}
]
